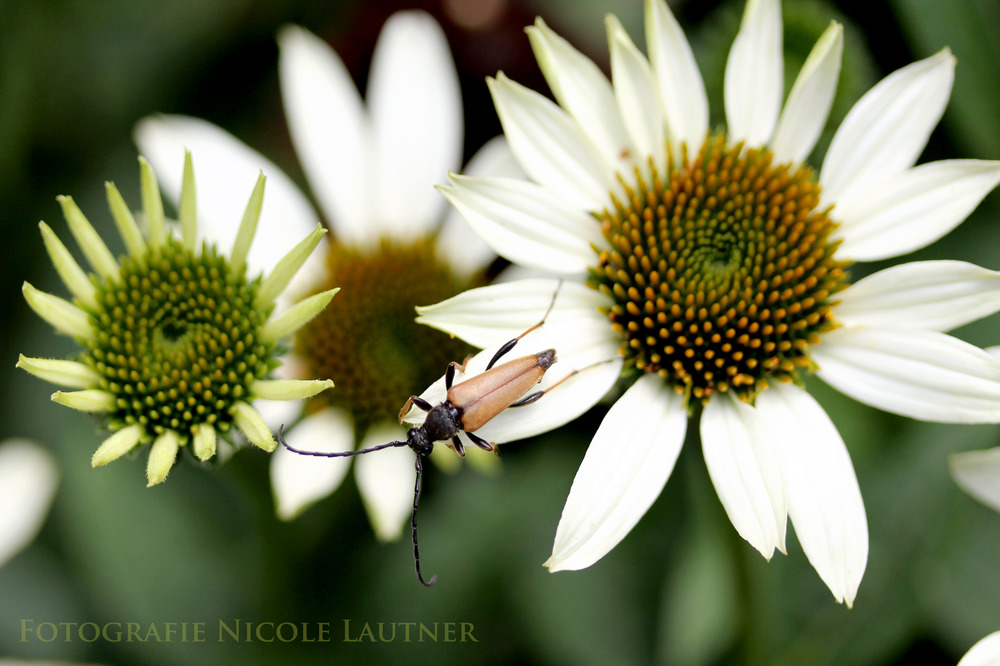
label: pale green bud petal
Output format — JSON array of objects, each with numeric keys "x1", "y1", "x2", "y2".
[
  {"x1": 179, "y1": 150, "x2": 198, "y2": 252},
  {"x1": 192, "y1": 423, "x2": 217, "y2": 461},
  {"x1": 139, "y1": 156, "x2": 167, "y2": 247},
  {"x1": 260, "y1": 288, "x2": 339, "y2": 343},
  {"x1": 51, "y1": 389, "x2": 116, "y2": 413},
  {"x1": 231, "y1": 401, "x2": 276, "y2": 452},
  {"x1": 22, "y1": 282, "x2": 95, "y2": 341},
  {"x1": 251, "y1": 378, "x2": 334, "y2": 401},
  {"x1": 230, "y1": 172, "x2": 266, "y2": 277},
  {"x1": 146, "y1": 431, "x2": 180, "y2": 486},
  {"x1": 106, "y1": 181, "x2": 147, "y2": 261},
  {"x1": 92, "y1": 424, "x2": 143, "y2": 467},
  {"x1": 17, "y1": 355, "x2": 100, "y2": 388},
  {"x1": 255, "y1": 224, "x2": 327, "y2": 308},
  {"x1": 37, "y1": 221, "x2": 98, "y2": 310},
  {"x1": 56, "y1": 195, "x2": 119, "y2": 281}
]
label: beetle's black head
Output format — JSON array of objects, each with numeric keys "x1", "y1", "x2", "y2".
[{"x1": 406, "y1": 427, "x2": 434, "y2": 457}]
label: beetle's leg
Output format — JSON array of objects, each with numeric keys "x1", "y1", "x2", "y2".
[
  {"x1": 445, "y1": 360, "x2": 467, "y2": 390},
  {"x1": 399, "y1": 395, "x2": 434, "y2": 424},
  {"x1": 486, "y1": 280, "x2": 564, "y2": 370},
  {"x1": 447, "y1": 436, "x2": 467, "y2": 457},
  {"x1": 466, "y1": 431, "x2": 497, "y2": 454},
  {"x1": 508, "y1": 357, "x2": 621, "y2": 408}
]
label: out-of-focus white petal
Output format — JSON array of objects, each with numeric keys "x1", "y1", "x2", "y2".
[
  {"x1": 958, "y1": 631, "x2": 1000, "y2": 666},
  {"x1": 835, "y1": 260, "x2": 1000, "y2": 332},
  {"x1": 820, "y1": 49, "x2": 955, "y2": 207},
  {"x1": 271, "y1": 408, "x2": 354, "y2": 520},
  {"x1": 546, "y1": 374, "x2": 687, "y2": 572},
  {"x1": 354, "y1": 421, "x2": 415, "y2": 542},
  {"x1": 757, "y1": 383, "x2": 867, "y2": 607},
  {"x1": 701, "y1": 395, "x2": 786, "y2": 559},
  {"x1": 833, "y1": 160, "x2": 1000, "y2": 261},
  {"x1": 814, "y1": 327, "x2": 1000, "y2": 423},
  {"x1": 489, "y1": 73, "x2": 615, "y2": 210},
  {"x1": 645, "y1": 0, "x2": 707, "y2": 162},
  {"x1": 439, "y1": 174, "x2": 605, "y2": 275},
  {"x1": 725, "y1": 0, "x2": 782, "y2": 147},
  {"x1": 950, "y1": 447, "x2": 1000, "y2": 514},
  {"x1": 770, "y1": 21, "x2": 843, "y2": 165},
  {"x1": 369, "y1": 11, "x2": 462, "y2": 237},
  {"x1": 277, "y1": 25, "x2": 373, "y2": 243},
  {"x1": 0, "y1": 439, "x2": 58, "y2": 568}
]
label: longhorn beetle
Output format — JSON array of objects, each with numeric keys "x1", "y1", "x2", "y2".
[{"x1": 278, "y1": 282, "x2": 574, "y2": 586}]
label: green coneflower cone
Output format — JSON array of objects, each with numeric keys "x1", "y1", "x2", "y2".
[
  {"x1": 591, "y1": 133, "x2": 850, "y2": 404},
  {"x1": 18, "y1": 152, "x2": 336, "y2": 486}
]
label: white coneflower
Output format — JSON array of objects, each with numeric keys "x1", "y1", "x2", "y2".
[
  {"x1": 419, "y1": 0, "x2": 1000, "y2": 606},
  {"x1": 0, "y1": 439, "x2": 58, "y2": 568},
  {"x1": 135, "y1": 11, "x2": 518, "y2": 538},
  {"x1": 18, "y1": 153, "x2": 335, "y2": 486}
]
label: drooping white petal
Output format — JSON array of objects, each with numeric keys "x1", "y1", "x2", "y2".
[
  {"x1": 756, "y1": 383, "x2": 867, "y2": 607},
  {"x1": 835, "y1": 260, "x2": 1000, "y2": 332},
  {"x1": 369, "y1": 11, "x2": 462, "y2": 238},
  {"x1": 489, "y1": 73, "x2": 614, "y2": 211},
  {"x1": 527, "y1": 17, "x2": 633, "y2": 174},
  {"x1": 437, "y1": 135, "x2": 520, "y2": 278},
  {"x1": 0, "y1": 439, "x2": 58, "y2": 568},
  {"x1": 814, "y1": 326, "x2": 1000, "y2": 423},
  {"x1": 833, "y1": 160, "x2": 1000, "y2": 261},
  {"x1": 546, "y1": 374, "x2": 686, "y2": 572},
  {"x1": 607, "y1": 14, "x2": 666, "y2": 174},
  {"x1": 958, "y1": 631, "x2": 1000, "y2": 666},
  {"x1": 439, "y1": 174, "x2": 605, "y2": 275},
  {"x1": 770, "y1": 21, "x2": 843, "y2": 165},
  {"x1": 725, "y1": 0, "x2": 782, "y2": 147},
  {"x1": 820, "y1": 49, "x2": 955, "y2": 207},
  {"x1": 277, "y1": 24, "x2": 372, "y2": 242},
  {"x1": 134, "y1": 114, "x2": 323, "y2": 276},
  {"x1": 950, "y1": 447, "x2": 1000, "y2": 514},
  {"x1": 645, "y1": 0, "x2": 707, "y2": 162},
  {"x1": 92, "y1": 424, "x2": 144, "y2": 467},
  {"x1": 701, "y1": 394, "x2": 786, "y2": 559},
  {"x1": 354, "y1": 421, "x2": 415, "y2": 542},
  {"x1": 271, "y1": 408, "x2": 354, "y2": 520}
]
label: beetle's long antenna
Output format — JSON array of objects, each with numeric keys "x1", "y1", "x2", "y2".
[
  {"x1": 412, "y1": 453, "x2": 437, "y2": 586},
  {"x1": 277, "y1": 425, "x2": 408, "y2": 457},
  {"x1": 486, "y1": 279, "x2": 564, "y2": 370}
]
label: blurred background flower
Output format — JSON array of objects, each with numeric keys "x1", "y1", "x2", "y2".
[{"x1": 4, "y1": 0, "x2": 1000, "y2": 664}]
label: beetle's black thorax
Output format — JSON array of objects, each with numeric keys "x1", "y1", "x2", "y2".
[{"x1": 419, "y1": 401, "x2": 462, "y2": 443}]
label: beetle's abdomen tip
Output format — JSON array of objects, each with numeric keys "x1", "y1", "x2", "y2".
[{"x1": 537, "y1": 349, "x2": 557, "y2": 368}]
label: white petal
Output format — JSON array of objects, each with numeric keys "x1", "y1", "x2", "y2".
[
  {"x1": 134, "y1": 115, "x2": 324, "y2": 277},
  {"x1": 354, "y1": 421, "x2": 415, "y2": 542},
  {"x1": 756, "y1": 383, "x2": 867, "y2": 607},
  {"x1": 0, "y1": 439, "x2": 58, "y2": 568},
  {"x1": 369, "y1": 11, "x2": 462, "y2": 236},
  {"x1": 489, "y1": 73, "x2": 614, "y2": 211},
  {"x1": 950, "y1": 447, "x2": 1000, "y2": 514},
  {"x1": 437, "y1": 136, "x2": 519, "y2": 278},
  {"x1": 277, "y1": 25, "x2": 373, "y2": 243},
  {"x1": 527, "y1": 17, "x2": 633, "y2": 174},
  {"x1": 607, "y1": 14, "x2": 666, "y2": 173},
  {"x1": 270, "y1": 408, "x2": 354, "y2": 520},
  {"x1": 959, "y1": 631, "x2": 1000, "y2": 666},
  {"x1": 645, "y1": 0, "x2": 707, "y2": 161},
  {"x1": 820, "y1": 49, "x2": 955, "y2": 207},
  {"x1": 439, "y1": 174, "x2": 604, "y2": 275},
  {"x1": 725, "y1": 0, "x2": 783, "y2": 147},
  {"x1": 546, "y1": 374, "x2": 686, "y2": 571},
  {"x1": 770, "y1": 22, "x2": 843, "y2": 165},
  {"x1": 835, "y1": 260, "x2": 1000, "y2": 332},
  {"x1": 701, "y1": 394, "x2": 786, "y2": 559},
  {"x1": 814, "y1": 326, "x2": 1000, "y2": 423},
  {"x1": 833, "y1": 160, "x2": 1000, "y2": 261}
]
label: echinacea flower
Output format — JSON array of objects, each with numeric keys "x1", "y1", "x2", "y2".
[
  {"x1": 18, "y1": 153, "x2": 336, "y2": 486},
  {"x1": 419, "y1": 0, "x2": 1000, "y2": 605},
  {"x1": 135, "y1": 11, "x2": 518, "y2": 538},
  {"x1": 0, "y1": 439, "x2": 58, "y2": 568}
]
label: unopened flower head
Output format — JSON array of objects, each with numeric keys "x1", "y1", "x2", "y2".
[
  {"x1": 19, "y1": 153, "x2": 335, "y2": 486},
  {"x1": 425, "y1": 0, "x2": 1000, "y2": 606}
]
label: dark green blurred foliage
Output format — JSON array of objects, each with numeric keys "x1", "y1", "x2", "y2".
[{"x1": 2, "y1": 0, "x2": 1000, "y2": 664}]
